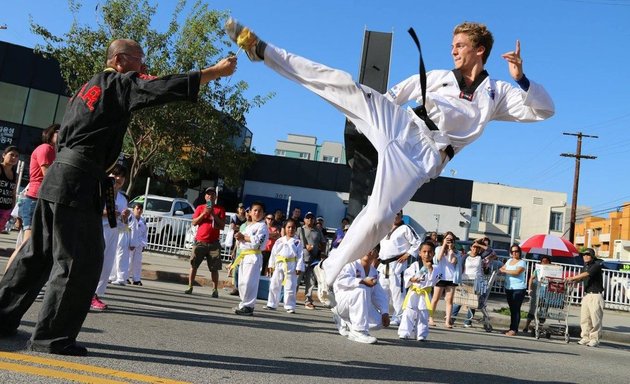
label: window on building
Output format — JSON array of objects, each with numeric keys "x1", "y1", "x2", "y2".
[
  {"x1": 0, "y1": 82, "x2": 29, "y2": 124},
  {"x1": 54, "y1": 96, "x2": 69, "y2": 124},
  {"x1": 479, "y1": 203, "x2": 493, "y2": 222},
  {"x1": 23, "y1": 89, "x2": 59, "y2": 128},
  {"x1": 299, "y1": 152, "x2": 310, "y2": 159},
  {"x1": 275, "y1": 149, "x2": 286, "y2": 156},
  {"x1": 496, "y1": 206, "x2": 511, "y2": 225},
  {"x1": 495, "y1": 205, "x2": 521, "y2": 236},
  {"x1": 323, "y1": 155, "x2": 339, "y2": 163},
  {"x1": 549, "y1": 211, "x2": 563, "y2": 232}
]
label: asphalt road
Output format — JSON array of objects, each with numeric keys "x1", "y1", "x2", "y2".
[{"x1": 1, "y1": 276, "x2": 628, "y2": 384}]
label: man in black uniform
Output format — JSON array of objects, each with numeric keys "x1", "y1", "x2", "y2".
[
  {"x1": 0, "y1": 39, "x2": 237, "y2": 356},
  {"x1": 567, "y1": 248, "x2": 604, "y2": 347}
]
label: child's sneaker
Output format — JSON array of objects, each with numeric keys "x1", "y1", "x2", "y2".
[{"x1": 90, "y1": 295, "x2": 107, "y2": 311}]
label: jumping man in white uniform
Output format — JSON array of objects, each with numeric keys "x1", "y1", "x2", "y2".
[{"x1": 225, "y1": 18, "x2": 555, "y2": 285}]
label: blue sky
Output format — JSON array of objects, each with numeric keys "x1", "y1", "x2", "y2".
[{"x1": 2, "y1": 0, "x2": 630, "y2": 217}]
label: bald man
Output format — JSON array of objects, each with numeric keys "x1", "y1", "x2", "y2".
[{"x1": 0, "y1": 39, "x2": 236, "y2": 356}]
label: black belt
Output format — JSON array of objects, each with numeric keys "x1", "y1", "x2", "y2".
[
  {"x1": 381, "y1": 254, "x2": 403, "y2": 279},
  {"x1": 408, "y1": 28, "x2": 454, "y2": 160},
  {"x1": 56, "y1": 149, "x2": 117, "y2": 229}
]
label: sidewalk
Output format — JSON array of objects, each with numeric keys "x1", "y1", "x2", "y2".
[
  {"x1": 1, "y1": 229, "x2": 628, "y2": 345},
  {"x1": 138, "y1": 248, "x2": 630, "y2": 345}
]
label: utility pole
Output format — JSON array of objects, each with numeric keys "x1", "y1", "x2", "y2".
[{"x1": 561, "y1": 132, "x2": 597, "y2": 243}]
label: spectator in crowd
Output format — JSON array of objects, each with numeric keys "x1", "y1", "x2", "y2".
[
  {"x1": 523, "y1": 254, "x2": 552, "y2": 333},
  {"x1": 265, "y1": 218, "x2": 305, "y2": 313},
  {"x1": 399, "y1": 241, "x2": 436, "y2": 341},
  {"x1": 232, "y1": 201, "x2": 268, "y2": 316},
  {"x1": 424, "y1": 232, "x2": 439, "y2": 247},
  {"x1": 262, "y1": 213, "x2": 281, "y2": 275},
  {"x1": 282, "y1": 207, "x2": 302, "y2": 236},
  {"x1": 451, "y1": 239, "x2": 486, "y2": 327},
  {"x1": 127, "y1": 202, "x2": 148, "y2": 286},
  {"x1": 331, "y1": 244, "x2": 390, "y2": 344},
  {"x1": 297, "y1": 212, "x2": 325, "y2": 309},
  {"x1": 0, "y1": 146, "x2": 19, "y2": 235},
  {"x1": 184, "y1": 188, "x2": 226, "y2": 297},
  {"x1": 316, "y1": 216, "x2": 328, "y2": 240},
  {"x1": 500, "y1": 244, "x2": 527, "y2": 336},
  {"x1": 91, "y1": 164, "x2": 130, "y2": 311},
  {"x1": 332, "y1": 217, "x2": 350, "y2": 249},
  {"x1": 14, "y1": 124, "x2": 59, "y2": 253},
  {"x1": 429, "y1": 231, "x2": 461, "y2": 328},
  {"x1": 377, "y1": 210, "x2": 421, "y2": 326},
  {"x1": 272, "y1": 209, "x2": 284, "y2": 231},
  {"x1": 567, "y1": 248, "x2": 604, "y2": 347}
]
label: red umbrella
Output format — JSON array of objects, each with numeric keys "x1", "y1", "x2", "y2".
[{"x1": 519, "y1": 234, "x2": 579, "y2": 257}]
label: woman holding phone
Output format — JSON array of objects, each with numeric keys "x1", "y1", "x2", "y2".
[{"x1": 429, "y1": 231, "x2": 461, "y2": 328}]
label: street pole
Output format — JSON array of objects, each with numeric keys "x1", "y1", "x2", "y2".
[{"x1": 561, "y1": 132, "x2": 597, "y2": 243}]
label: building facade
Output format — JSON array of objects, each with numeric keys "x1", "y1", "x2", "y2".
[
  {"x1": 574, "y1": 203, "x2": 630, "y2": 258},
  {"x1": 465, "y1": 182, "x2": 568, "y2": 249},
  {"x1": 275, "y1": 134, "x2": 346, "y2": 164},
  {"x1": 0, "y1": 41, "x2": 69, "y2": 158}
]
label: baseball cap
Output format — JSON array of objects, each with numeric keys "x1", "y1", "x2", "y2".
[
  {"x1": 580, "y1": 248, "x2": 596, "y2": 258},
  {"x1": 304, "y1": 212, "x2": 315, "y2": 218},
  {"x1": 316, "y1": 216, "x2": 324, "y2": 222},
  {"x1": 204, "y1": 187, "x2": 216, "y2": 195},
  {"x1": 237, "y1": 202, "x2": 244, "y2": 208}
]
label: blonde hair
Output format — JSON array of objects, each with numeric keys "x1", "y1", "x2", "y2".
[{"x1": 453, "y1": 22, "x2": 494, "y2": 64}]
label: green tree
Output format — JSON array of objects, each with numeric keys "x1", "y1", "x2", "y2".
[{"x1": 30, "y1": 0, "x2": 272, "y2": 193}]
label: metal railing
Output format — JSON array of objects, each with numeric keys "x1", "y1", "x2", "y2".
[{"x1": 490, "y1": 256, "x2": 630, "y2": 311}]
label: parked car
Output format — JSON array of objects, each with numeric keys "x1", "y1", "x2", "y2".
[{"x1": 129, "y1": 195, "x2": 195, "y2": 244}]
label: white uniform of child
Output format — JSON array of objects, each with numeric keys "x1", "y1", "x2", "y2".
[
  {"x1": 266, "y1": 236, "x2": 305, "y2": 311},
  {"x1": 235, "y1": 220, "x2": 269, "y2": 310},
  {"x1": 333, "y1": 259, "x2": 389, "y2": 335},
  {"x1": 128, "y1": 214, "x2": 148, "y2": 283},
  {"x1": 378, "y1": 224, "x2": 421, "y2": 325},
  {"x1": 399, "y1": 261, "x2": 436, "y2": 340},
  {"x1": 260, "y1": 44, "x2": 554, "y2": 285},
  {"x1": 96, "y1": 191, "x2": 127, "y2": 296}
]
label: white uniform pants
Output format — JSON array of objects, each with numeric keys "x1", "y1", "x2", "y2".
[
  {"x1": 399, "y1": 308, "x2": 430, "y2": 339},
  {"x1": 110, "y1": 231, "x2": 130, "y2": 283},
  {"x1": 335, "y1": 286, "x2": 383, "y2": 332},
  {"x1": 96, "y1": 225, "x2": 118, "y2": 296},
  {"x1": 266, "y1": 263, "x2": 298, "y2": 310},
  {"x1": 263, "y1": 44, "x2": 446, "y2": 286},
  {"x1": 238, "y1": 254, "x2": 262, "y2": 309},
  {"x1": 377, "y1": 262, "x2": 406, "y2": 322},
  {"x1": 129, "y1": 247, "x2": 143, "y2": 282}
]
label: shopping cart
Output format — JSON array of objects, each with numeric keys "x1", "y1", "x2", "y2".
[
  {"x1": 453, "y1": 271, "x2": 498, "y2": 332},
  {"x1": 533, "y1": 277, "x2": 575, "y2": 342}
]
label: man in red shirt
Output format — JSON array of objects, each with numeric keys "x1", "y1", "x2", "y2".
[{"x1": 184, "y1": 188, "x2": 226, "y2": 297}]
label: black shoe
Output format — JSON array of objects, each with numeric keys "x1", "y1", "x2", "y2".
[
  {"x1": 28, "y1": 341, "x2": 88, "y2": 356},
  {"x1": 229, "y1": 289, "x2": 239, "y2": 296},
  {"x1": 234, "y1": 306, "x2": 254, "y2": 316},
  {"x1": 211, "y1": 289, "x2": 219, "y2": 298},
  {"x1": 132, "y1": 281, "x2": 143, "y2": 286}
]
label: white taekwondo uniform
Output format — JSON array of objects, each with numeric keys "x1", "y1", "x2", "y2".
[
  {"x1": 236, "y1": 220, "x2": 269, "y2": 309},
  {"x1": 128, "y1": 214, "x2": 148, "y2": 283},
  {"x1": 261, "y1": 44, "x2": 554, "y2": 285},
  {"x1": 399, "y1": 262, "x2": 436, "y2": 340},
  {"x1": 97, "y1": 191, "x2": 127, "y2": 296},
  {"x1": 333, "y1": 259, "x2": 389, "y2": 333},
  {"x1": 266, "y1": 236, "x2": 305, "y2": 311},
  {"x1": 378, "y1": 224, "x2": 421, "y2": 324}
]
